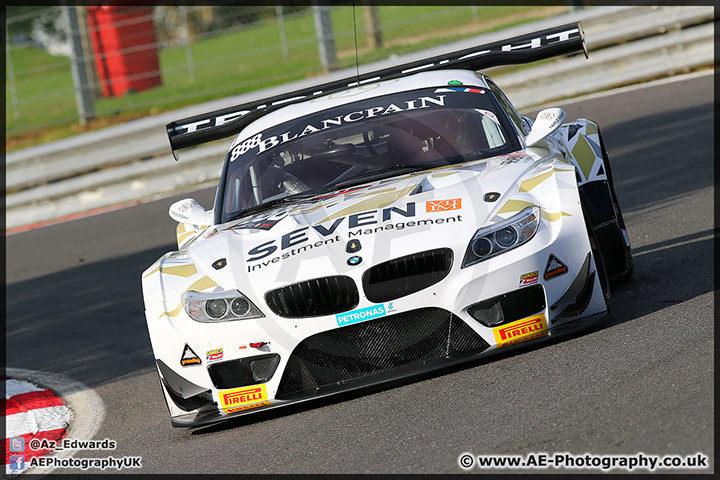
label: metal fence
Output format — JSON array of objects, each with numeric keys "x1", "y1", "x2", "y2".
[
  {"x1": 4, "y1": 4, "x2": 714, "y2": 232},
  {"x1": 5, "y1": 4, "x2": 569, "y2": 137}
]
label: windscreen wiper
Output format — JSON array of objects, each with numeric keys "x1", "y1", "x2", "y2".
[{"x1": 227, "y1": 189, "x2": 328, "y2": 223}]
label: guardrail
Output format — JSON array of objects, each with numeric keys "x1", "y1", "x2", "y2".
[{"x1": 5, "y1": 5, "x2": 714, "y2": 231}]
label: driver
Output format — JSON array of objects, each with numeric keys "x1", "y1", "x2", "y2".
[{"x1": 417, "y1": 109, "x2": 473, "y2": 160}]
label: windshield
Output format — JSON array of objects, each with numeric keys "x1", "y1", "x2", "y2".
[{"x1": 219, "y1": 86, "x2": 519, "y2": 223}]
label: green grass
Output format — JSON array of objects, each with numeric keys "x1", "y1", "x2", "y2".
[
  {"x1": 6, "y1": 6, "x2": 566, "y2": 148},
  {"x1": 5, "y1": 45, "x2": 76, "y2": 126}
]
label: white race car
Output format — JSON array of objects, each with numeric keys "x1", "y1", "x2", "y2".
[{"x1": 142, "y1": 22, "x2": 633, "y2": 427}]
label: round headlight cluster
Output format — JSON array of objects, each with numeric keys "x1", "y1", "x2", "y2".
[
  {"x1": 182, "y1": 290, "x2": 264, "y2": 323},
  {"x1": 205, "y1": 299, "x2": 228, "y2": 318},
  {"x1": 494, "y1": 226, "x2": 518, "y2": 248},
  {"x1": 471, "y1": 237, "x2": 493, "y2": 257},
  {"x1": 231, "y1": 297, "x2": 251, "y2": 316},
  {"x1": 462, "y1": 206, "x2": 540, "y2": 268},
  {"x1": 470, "y1": 226, "x2": 519, "y2": 259},
  {"x1": 204, "y1": 297, "x2": 253, "y2": 319}
]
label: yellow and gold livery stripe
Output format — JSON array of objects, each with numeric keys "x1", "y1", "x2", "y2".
[
  {"x1": 541, "y1": 210, "x2": 572, "y2": 222},
  {"x1": 583, "y1": 123, "x2": 598, "y2": 136},
  {"x1": 519, "y1": 170, "x2": 553, "y2": 192},
  {"x1": 188, "y1": 275, "x2": 218, "y2": 292},
  {"x1": 143, "y1": 263, "x2": 198, "y2": 278},
  {"x1": 496, "y1": 199, "x2": 570, "y2": 222},
  {"x1": 430, "y1": 171, "x2": 458, "y2": 178},
  {"x1": 571, "y1": 134, "x2": 597, "y2": 181},
  {"x1": 497, "y1": 199, "x2": 535, "y2": 215}
]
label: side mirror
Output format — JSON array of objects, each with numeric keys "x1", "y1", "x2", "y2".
[
  {"x1": 169, "y1": 198, "x2": 213, "y2": 226},
  {"x1": 525, "y1": 108, "x2": 566, "y2": 147}
]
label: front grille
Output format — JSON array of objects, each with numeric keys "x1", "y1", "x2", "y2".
[
  {"x1": 265, "y1": 275, "x2": 359, "y2": 318},
  {"x1": 276, "y1": 308, "x2": 489, "y2": 398},
  {"x1": 362, "y1": 248, "x2": 453, "y2": 303}
]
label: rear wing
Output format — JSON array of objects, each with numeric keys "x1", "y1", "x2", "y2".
[{"x1": 166, "y1": 21, "x2": 586, "y2": 159}]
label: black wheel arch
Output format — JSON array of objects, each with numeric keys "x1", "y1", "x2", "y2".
[{"x1": 577, "y1": 127, "x2": 633, "y2": 284}]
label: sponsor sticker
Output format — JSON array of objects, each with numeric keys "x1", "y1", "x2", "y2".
[
  {"x1": 232, "y1": 211, "x2": 289, "y2": 231},
  {"x1": 519, "y1": 270, "x2": 539, "y2": 287},
  {"x1": 180, "y1": 344, "x2": 202, "y2": 366},
  {"x1": 346, "y1": 239, "x2": 362, "y2": 253},
  {"x1": 237, "y1": 220, "x2": 277, "y2": 230},
  {"x1": 212, "y1": 258, "x2": 227, "y2": 270},
  {"x1": 206, "y1": 348, "x2": 223, "y2": 363},
  {"x1": 498, "y1": 330, "x2": 548, "y2": 348},
  {"x1": 229, "y1": 94, "x2": 448, "y2": 160},
  {"x1": 336, "y1": 304, "x2": 386, "y2": 326},
  {"x1": 426, "y1": 198, "x2": 462, "y2": 212},
  {"x1": 219, "y1": 385, "x2": 268, "y2": 412},
  {"x1": 493, "y1": 314, "x2": 548, "y2": 347},
  {"x1": 484, "y1": 192, "x2": 501, "y2": 202},
  {"x1": 500, "y1": 153, "x2": 528, "y2": 165},
  {"x1": 233, "y1": 218, "x2": 283, "y2": 231},
  {"x1": 225, "y1": 401, "x2": 272, "y2": 413},
  {"x1": 544, "y1": 254, "x2": 568, "y2": 280}
]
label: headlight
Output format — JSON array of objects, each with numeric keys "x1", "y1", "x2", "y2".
[
  {"x1": 181, "y1": 290, "x2": 264, "y2": 323},
  {"x1": 462, "y1": 206, "x2": 540, "y2": 268}
]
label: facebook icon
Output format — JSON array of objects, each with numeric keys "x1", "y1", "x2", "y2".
[{"x1": 9, "y1": 455, "x2": 25, "y2": 471}]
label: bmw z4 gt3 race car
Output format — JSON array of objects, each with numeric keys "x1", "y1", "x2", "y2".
[{"x1": 142, "y1": 22, "x2": 633, "y2": 427}]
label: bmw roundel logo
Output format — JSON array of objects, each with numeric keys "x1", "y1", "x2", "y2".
[{"x1": 347, "y1": 256, "x2": 362, "y2": 266}]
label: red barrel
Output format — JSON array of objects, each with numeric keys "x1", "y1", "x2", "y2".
[{"x1": 86, "y1": 6, "x2": 162, "y2": 98}]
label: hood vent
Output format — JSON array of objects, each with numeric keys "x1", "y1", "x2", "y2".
[
  {"x1": 362, "y1": 248, "x2": 453, "y2": 303},
  {"x1": 265, "y1": 275, "x2": 359, "y2": 318}
]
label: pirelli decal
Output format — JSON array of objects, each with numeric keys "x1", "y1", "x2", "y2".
[
  {"x1": 219, "y1": 385, "x2": 268, "y2": 412},
  {"x1": 493, "y1": 314, "x2": 548, "y2": 347},
  {"x1": 225, "y1": 401, "x2": 272, "y2": 414}
]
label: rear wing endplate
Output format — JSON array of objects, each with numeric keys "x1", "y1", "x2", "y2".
[{"x1": 166, "y1": 22, "x2": 586, "y2": 159}]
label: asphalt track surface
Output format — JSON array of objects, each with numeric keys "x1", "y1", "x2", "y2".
[{"x1": 5, "y1": 73, "x2": 714, "y2": 474}]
